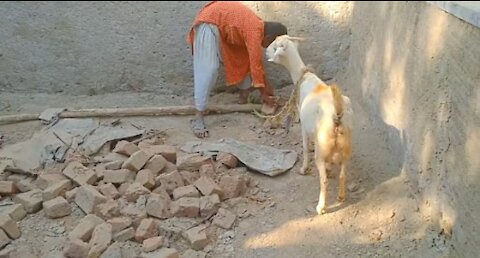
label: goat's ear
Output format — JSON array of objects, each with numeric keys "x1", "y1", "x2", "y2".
[{"x1": 288, "y1": 36, "x2": 306, "y2": 42}]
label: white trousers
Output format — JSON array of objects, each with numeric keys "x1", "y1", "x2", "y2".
[{"x1": 193, "y1": 23, "x2": 252, "y2": 112}]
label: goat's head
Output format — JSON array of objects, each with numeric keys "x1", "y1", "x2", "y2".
[{"x1": 266, "y1": 35, "x2": 305, "y2": 65}]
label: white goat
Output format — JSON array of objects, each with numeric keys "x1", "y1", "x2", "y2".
[{"x1": 266, "y1": 35, "x2": 353, "y2": 215}]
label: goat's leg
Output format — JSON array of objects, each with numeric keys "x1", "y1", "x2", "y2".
[
  {"x1": 315, "y1": 146, "x2": 328, "y2": 215},
  {"x1": 326, "y1": 162, "x2": 335, "y2": 179},
  {"x1": 299, "y1": 126, "x2": 309, "y2": 175},
  {"x1": 337, "y1": 162, "x2": 347, "y2": 202}
]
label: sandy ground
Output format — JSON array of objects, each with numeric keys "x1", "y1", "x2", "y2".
[{"x1": 0, "y1": 89, "x2": 454, "y2": 257}]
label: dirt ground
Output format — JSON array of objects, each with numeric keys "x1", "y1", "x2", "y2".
[{"x1": 0, "y1": 87, "x2": 454, "y2": 257}]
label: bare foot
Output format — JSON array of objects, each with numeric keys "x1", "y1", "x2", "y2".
[
  {"x1": 191, "y1": 116, "x2": 209, "y2": 138},
  {"x1": 238, "y1": 89, "x2": 250, "y2": 104}
]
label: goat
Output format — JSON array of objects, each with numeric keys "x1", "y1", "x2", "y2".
[{"x1": 266, "y1": 35, "x2": 353, "y2": 215}]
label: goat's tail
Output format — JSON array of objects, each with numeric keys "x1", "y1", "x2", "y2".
[{"x1": 330, "y1": 83, "x2": 344, "y2": 125}]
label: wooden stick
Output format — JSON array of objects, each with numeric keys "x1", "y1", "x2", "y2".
[{"x1": 0, "y1": 104, "x2": 262, "y2": 124}]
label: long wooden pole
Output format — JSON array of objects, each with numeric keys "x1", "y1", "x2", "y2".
[{"x1": 0, "y1": 104, "x2": 261, "y2": 124}]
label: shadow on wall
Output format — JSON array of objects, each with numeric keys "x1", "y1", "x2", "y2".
[{"x1": 345, "y1": 1, "x2": 480, "y2": 256}]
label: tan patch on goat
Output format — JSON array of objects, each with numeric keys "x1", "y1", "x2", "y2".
[{"x1": 313, "y1": 83, "x2": 329, "y2": 94}]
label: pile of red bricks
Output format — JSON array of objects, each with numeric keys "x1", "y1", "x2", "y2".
[{"x1": 0, "y1": 138, "x2": 254, "y2": 257}]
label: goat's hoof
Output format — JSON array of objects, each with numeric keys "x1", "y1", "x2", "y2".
[
  {"x1": 337, "y1": 196, "x2": 346, "y2": 202},
  {"x1": 316, "y1": 205, "x2": 327, "y2": 215},
  {"x1": 299, "y1": 166, "x2": 309, "y2": 175}
]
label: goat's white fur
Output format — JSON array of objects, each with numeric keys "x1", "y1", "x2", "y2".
[{"x1": 266, "y1": 35, "x2": 353, "y2": 214}]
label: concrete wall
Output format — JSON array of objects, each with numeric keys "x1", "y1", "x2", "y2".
[
  {"x1": 0, "y1": 1, "x2": 352, "y2": 95},
  {"x1": 344, "y1": 2, "x2": 480, "y2": 257}
]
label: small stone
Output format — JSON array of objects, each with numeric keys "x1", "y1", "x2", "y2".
[
  {"x1": 170, "y1": 197, "x2": 200, "y2": 218},
  {"x1": 193, "y1": 176, "x2": 223, "y2": 197},
  {"x1": 43, "y1": 197, "x2": 71, "y2": 218},
  {"x1": 75, "y1": 185, "x2": 107, "y2": 214},
  {"x1": 143, "y1": 236, "x2": 164, "y2": 252},
  {"x1": 143, "y1": 248, "x2": 179, "y2": 258},
  {"x1": 0, "y1": 215, "x2": 20, "y2": 239},
  {"x1": 107, "y1": 217, "x2": 132, "y2": 234},
  {"x1": 13, "y1": 189, "x2": 43, "y2": 213},
  {"x1": 184, "y1": 224, "x2": 208, "y2": 251},
  {"x1": 62, "y1": 161, "x2": 97, "y2": 186},
  {"x1": 144, "y1": 155, "x2": 168, "y2": 175},
  {"x1": 122, "y1": 150, "x2": 151, "y2": 172},
  {"x1": 182, "y1": 249, "x2": 206, "y2": 258},
  {"x1": 348, "y1": 182, "x2": 359, "y2": 192},
  {"x1": 64, "y1": 238, "x2": 89, "y2": 258},
  {"x1": 113, "y1": 140, "x2": 140, "y2": 156},
  {"x1": 42, "y1": 179, "x2": 72, "y2": 201},
  {"x1": 135, "y1": 218, "x2": 158, "y2": 243},
  {"x1": 173, "y1": 185, "x2": 200, "y2": 200},
  {"x1": 124, "y1": 183, "x2": 151, "y2": 202},
  {"x1": 212, "y1": 208, "x2": 236, "y2": 229},
  {"x1": 113, "y1": 227, "x2": 135, "y2": 242},
  {"x1": 136, "y1": 169, "x2": 156, "y2": 189},
  {"x1": 88, "y1": 223, "x2": 112, "y2": 258}
]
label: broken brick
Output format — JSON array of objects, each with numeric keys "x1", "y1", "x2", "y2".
[
  {"x1": 15, "y1": 178, "x2": 36, "y2": 193},
  {"x1": 143, "y1": 236, "x2": 164, "y2": 252},
  {"x1": 64, "y1": 238, "x2": 89, "y2": 258},
  {"x1": 216, "y1": 152, "x2": 238, "y2": 168},
  {"x1": 63, "y1": 161, "x2": 97, "y2": 186},
  {"x1": 75, "y1": 185, "x2": 107, "y2": 214},
  {"x1": 0, "y1": 229, "x2": 9, "y2": 250},
  {"x1": 94, "y1": 199, "x2": 120, "y2": 220},
  {"x1": 0, "y1": 204, "x2": 26, "y2": 221},
  {"x1": 103, "y1": 169, "x2": 136, "y2": 185},
  {"x1": 173, "y1": 185, "x2": 200, "y2": 200},
  {"x1": 88, "y1": 223, "x2": 112, "y2": 258},
  {"x1": 180, "y1": 171, "x2": 200, "y2": 185},
  {"x1": 184, "y1": 224, "x2": 208, "y2": 251},
  {"x1": 193, "y1": 176, "x2": 223, "y2": 197},
  {"x1": 42, "y1": 179, "x2": 72, "y2": 201},
  {"x1": 146, "y1": 193, "x2": 171, "y2": 219},
  {"x1": 118, "y1": 183, "x2": 131, "y2": 196},
  {"x1": 163, "y1": 162, "x2": 178, "y2": 173},
  {"x1": 144, "y1": 155, "x2": 167, "y2": 175},
  {"x1": 100, "y1": 242, "x2": 123, "y2": 258},
  {"x1": 135, "y1": 218, "x2": 158, "y2": 243},
  {"x1": 113, "y1": 140, "x2": 140, "y2": 156},
  {"x1": 140, "y1": 145, "x2": 177, "y2": 163},
  {"x1": 155, "y1": 170, "x2": 184, "y2": 194},
  {"x1": 122, "y1": 150, "x2": 151, "y2": 172},
  {"x1": 13, "y1": 189, "x2": 43, "y2": 213},
  {"x1": 199, "y1": 194, "x2": 220, "y2": 218},
  {"x1": 170, "y1": 197, "x2": 200, "y2": 218},
  {"x1": 103, "y1": 160, "x2": 124, "y2": 170},
  {"x1": 199, "y1": 164, "x2": 215, "y2": 179},
  {"x1": 35, "y1": 174, "x2": 67, "y2": 190},
  {"x1": 98, "y1": 183, "x2": 120, "y2": 200},
  {"x1": 113, "y1": 227, "x2": 135, "y2": 242},
  {"x1": 177, "y1": 154, "x2": 211, "y2": 171},
  {"x1": 212, "y1": 208, "x2": 236, "y2": 229},
  {"x1": 136, "y1": 169, "x2": 156, "y2": 189},
  {"x1": 0, "y1": 181, "x2": 16, "y2": 195},
  {"x1": 218, "y1": 175, "x2": 247, "y2": 200},
  {"x1": 124, "y1": 183, "x2": 151, "y2": 202},
  {"x1": 69, "y1": 214, "x2": 104, "y2": 241},
  {"x1": 0, "y1": 215, "x2": 20, "y2": 239},
  {"x1": 65, "y1": 187, "x2": 78, "y2": 202},
  {"x1": 107, "y1": 217, "x2": 132, "y2": 234},
  {"x1": 43, "y1": 196, "x2": 71, "y2": 218}
]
